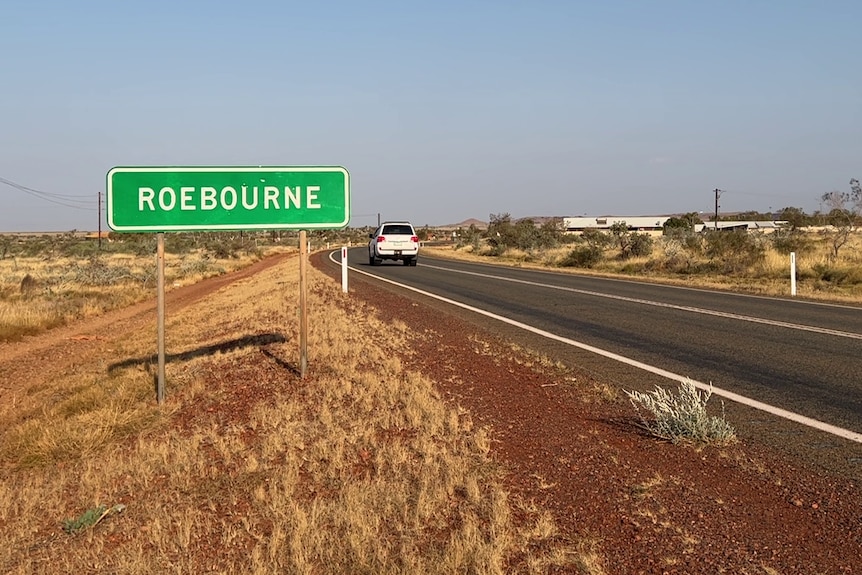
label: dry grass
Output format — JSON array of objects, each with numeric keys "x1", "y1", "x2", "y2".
[
  {"x1": 572, "y1": 538, "x2": 607, "y2": 575},
  {"x1": 424, "y1": 230, "x2": 862, "y2": 304},
  {"x1": 0, "y1": 252, "x2": 582, "y2": 573},
  {"x1": 0, "y1": 247, "x2": 276, "y2": 342}
]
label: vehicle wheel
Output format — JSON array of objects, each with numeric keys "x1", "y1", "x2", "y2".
[
  {"x1": 403, "y1": 258, "x2": 410, "y2": 266},
  {"x1": 369, "y1": 253, "x2": 376, "y2": 266},
  {"x1": 409, "y1": 258, "x2": 418, "y2": 266}
]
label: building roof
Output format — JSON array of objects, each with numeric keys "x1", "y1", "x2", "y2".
[
  {"x1": 563, "y1": 216, "x2": 788, "y2": 232},
  {"x1": 694, "y1": 221, "x2": 786, "y2": 231},
  {"x1": 563, "y1": 216, "x2": 669, "y2": 230}
]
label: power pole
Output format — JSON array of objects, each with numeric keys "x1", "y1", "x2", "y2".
[
  {"x1": 98, "y1": 191, "x2": 102, "y2": 250},
  {"x1": 713, "y1": 188, "x2": 722, "y2": 230}
]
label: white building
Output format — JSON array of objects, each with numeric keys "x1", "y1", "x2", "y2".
[
  {"x1": 563, "y1": 216, "x2": 669, "y2": 235},
  {"x1": 564, "y1": 216, "x2": 787, "y2": 235},
  {"x1": 694, "y1": 221, "x2": 786, "y2": 232}
]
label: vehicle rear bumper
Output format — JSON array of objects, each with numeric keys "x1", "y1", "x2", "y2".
[{"x1": 376, "y1": 247, "x2": 418, "y2": 259}]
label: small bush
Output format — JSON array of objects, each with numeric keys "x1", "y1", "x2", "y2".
[
  {"x1": 682, "y1": 231, "x2": 704, "y2": 254},
  {"x1": 580, "y1": 228, "x2": 612, "y2": 249},
  {"x1": 625, "y1": 379, "x2": 736, "y2": 444},
  {"x1": 179, "y1": 258, "x2": 221, "y2": 277},
  {"x1": 19, "y1": 274, "x2": 39, "y2": 296},
  {"x1": 628, "y1": 233, "x2": 654, "y2": 258},
  {"x1": 662, "y1": 227, "x2": 702, "y2": 253},
  {"x1": 771, "y1": 230, "x2": 813, "y2": 255},
  {"x1": 62, "y1": 505, "x2": 107, "y2": 535},
  {"x1": 812, "y1": 263, "x2": 862, "y2": 286},
  {"x1": 648, "y1": 238, "x2": 699, "y2": 274},
  {"x1": 62, "y1": 503, "x2": 126, "y2": 535},
  {"x1": 70, "y1": 257, "x2": 135, "y2": 286},
  {"x1": 559, "y1": 245, "x2": 603, "y2": 268},
  {"x1": 704, "y1": 230, "x2": 765, "y2": 274},
  {"x1": 455, "y1": 224, "x2": 483, "y2": 250}
]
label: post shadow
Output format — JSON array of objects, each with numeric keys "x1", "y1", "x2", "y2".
[{"x1": 107, "y1": 333, "x2": 295, "y2": 389}]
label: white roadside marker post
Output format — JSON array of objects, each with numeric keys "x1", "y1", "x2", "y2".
[
  {"x1": 790, "y1": 252, "x2": 797, "y2": 296},
  {"x1": 342, "y1": 246, "x2": 348, "y2": 293}
]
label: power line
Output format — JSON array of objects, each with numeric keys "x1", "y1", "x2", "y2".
[
  {"x1": 717, "y1": 188, "x2": 819, "y2": 205},
  {"x1": 0, "y1": 176, "x2": 96, "y2": 211}
]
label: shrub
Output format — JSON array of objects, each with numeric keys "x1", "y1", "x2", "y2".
[
  {"x1": 62, "y1": 503, "x2": 126, "y2": 535},
  {"x1": 179, "y1": 258, "x2": 223, "y2": 277},
  {"x1": 484, "y1": 214, "x2": 563, "y2": 253},
  {"x1": 651, "y1": 237, "x2": 698, "y2": 274},
  {"x1": 659, "y1": 237, "x2": 684, "y2": 259},
  {"x1": 662, "y1": 216, "x2": 695, "y2": 233},
  {"x1": 681, "y1": 231, "x2": 704, "y2": 254},
  {"x1": 771, "y1": 230, "x2": 813, "y2": 255},
  {"x1": 19, "y1": 273, "x2": 39, "y2": 296},
  {"x1": 628, "y1": 233, "x2": 654, "y2": 258},
  {"x1": 703, "y1": 230, "x2": 765, "y2": 274},
  {"x1": 812, "y1": 263, "x2": 862, "y2": 286},
  {"x1": 609, "y1": 223, "x2": 654, "y2": 260},
  {"x1": 69, "y1": 256, "x2": 135, "y2": 286},
  {"x1": 579, "y1": 228, "x2": 612, "y2": 249},
  {"x1": 559, "y1": 245, "x2": 603, "y2": 268},
  {"x1": 454, "y1": 224, "x2": 483, "y2": 250},
  {"x1": 625, "y1": 379, "x2": 736, "y2": 444}
]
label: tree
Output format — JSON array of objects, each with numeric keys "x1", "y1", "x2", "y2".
[
  {"x1": 663, "y1": 212, "x2": 702, "y2": 234},
  {"x1": 663, "y1": 216, "x2": 693, "y2": 233},
  {"x1": 610, "y1": 222, "x2": 633, "y2": 259},
  {"x1": 771, "y1": 207, "x2": 812, "y2": 254},
  {"x1": 485, "y1": 213, "x2": 537, "y2": 252},
  {"x1": 609, "y1": 222, "x2": 653, "y2": 259},
  {"x1": 454, "y1": 224, "x2": 483, "y2": 249},
  {"x1": 536, "y1": 218, "x2": 564, "y2": 248},
  {"x1": 820, "y1": 178, "x2": 862, "y2": 260},
  {"x1": 485, "y1": 213, "x2": 513, "y2": 254},
  {"x1": 580, "y1": 228, "x2": 611, "y2": 249},
  {"x1": 776, "y1": 207, "x2": 809, "y2": 231},
  {"x1": 484, "y1": 214, "x2": 563, "y2": 253}
]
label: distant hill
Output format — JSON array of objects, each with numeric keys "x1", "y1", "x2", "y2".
[
  {"x1": 436, "y1": 218, "x2": 488, "y2": 230},
  {"x1": 433, "y1": 216, "x2": 567, "y2": 230},
  {"x1": 515, "y1": 216, "x2": 562, "y2": 226}
]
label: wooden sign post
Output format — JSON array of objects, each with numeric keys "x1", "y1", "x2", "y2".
[
  {"x1": 156, "y1": 233, "x2": 166, "y2": 404},
  {"x1": 299, "y1": 230, "x2": 308, "y2": 378}
]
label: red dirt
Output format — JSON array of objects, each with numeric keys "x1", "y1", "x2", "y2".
[
  {"x1": 314, "y1": 253, "x2": 862, "y2": 575},
  {"x1": 2, "y1": 252, "x2": 860, "y2": 574}
]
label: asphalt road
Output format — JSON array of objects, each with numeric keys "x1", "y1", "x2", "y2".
[{"x1": 330, "y1": 249, "x2": 862, "y2": 475}]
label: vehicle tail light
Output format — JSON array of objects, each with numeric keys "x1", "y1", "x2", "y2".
[
  {"x1": 411, "y1": 236, "x2": 419, "y2": 243},
  {"x1": 376, "y1": 236, "x2": 386, "y2": 243}
]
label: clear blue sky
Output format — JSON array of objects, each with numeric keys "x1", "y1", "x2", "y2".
[{"x1": 1, "y1": 0, "x2": 860, "y2": 231}]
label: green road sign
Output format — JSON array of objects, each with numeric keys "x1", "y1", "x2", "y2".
[{"x1": 107, "y1": 166, "x2": 350, "y2": 232}]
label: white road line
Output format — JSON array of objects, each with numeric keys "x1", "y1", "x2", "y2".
[
  {"x1": 421, "y1": 263, "x2": 862, "y2": 340},
  {"x1": 339, "y1": 254, "x2": 862, "y2": 444}
]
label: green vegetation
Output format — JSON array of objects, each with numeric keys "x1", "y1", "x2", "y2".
[
  {"x1": 609, "y1": 221, "x2": 653, "y2": 259},
  {"x1": 440, "y1": 181, "x2": 862, "y2": 300},
  {"x1": 434, "y1": 210, "x2": 862, "y2": 303},
  {"x1": 62, "y1": 504, "x2": 126, "y2": 535}
]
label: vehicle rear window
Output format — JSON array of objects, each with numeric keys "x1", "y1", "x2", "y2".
[{"x1": 383, "y1": 225, "x2": 414, "y2": 235}]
